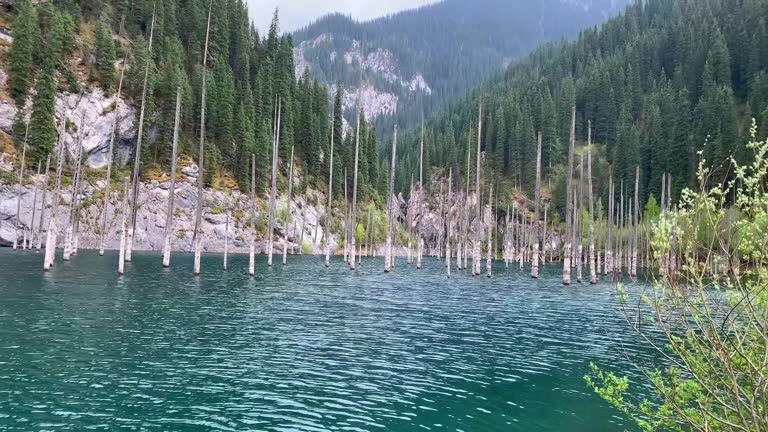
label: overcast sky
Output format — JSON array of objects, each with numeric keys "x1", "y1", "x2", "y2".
[{"x1": 245, "y1": 0, "x2": 437, "y2": 33}]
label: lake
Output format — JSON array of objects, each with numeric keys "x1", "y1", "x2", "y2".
[{"x1": 0, "y1": 249, "x2": 655, "y2": 431}]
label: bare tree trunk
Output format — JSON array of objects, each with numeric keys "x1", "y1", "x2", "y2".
[
  {"x1": 283, "y1": 145, "x2": 295, "y2": 266},
  {"x1": 587, "y1": 123, "x2": 597, "y2": 284},
  {"x1": 14, "y1": 123, "x2": 29, "y2": 251},
  {"x1": 44, "y1": 123, "x2": 67, "y2": 271},
  {"x1": 486, "y1": 183, "x2": 494, "y2": 278},
  {"x1": 519, "y1": 209, "x2": 526, "y2": 270},
  {"x1": 192, "y1": 1, "x2": 212, "y2": 277},
  {"x1": 224, "y1": 208, "x2": 229, "y2": 270},
  {"x1": 531, "y1": 131, "x2": 543, "y2": 278},
  {"x1": 446, "y1": 167, "x2": 452, "y2": 278},
  {"x1": 576, "y1": 152, "x2": 584, "y2": 283},
  {"x1": 299, "y1": 206, "x2": 306, "y2": 255},
  {"x1": 417, "y1": 120, "x2": 425, "y2": 270},
  {"x1": 36, "y1": 155, "x2": 51, "y2": 251},
  {"x1": 350, "y1": 108, "x2": 361, "y2": 270},
  {"x1": 100, "y1": 67, "x2": 126, "y2": 256},
  {"x1": 162, "y1": 89, "x2": 182, "y2": 268},
  {"x1": 473, "y1": 104, "x2": 483, "y2": 276},
  {"x1": 28, "y1": 161, "x2": 41, "y2": 251},
  {"x1": 343, "y1": 169, "x2": 348, "y2": 263},
  {"x1": 126, "y1": 3, "x2": 157, "y2": 264},
  {"x1": 631, "y1": 166, "x2": 639, "y2": 278},
  {"x1": 366, "y1": 205, "x2": 373, "y2": 257},
  {"x1": 267, "y1": 99, "x2": 281, "y2": 267},
  {"x1": 118, "y1": 177, "x2": 129, "y2": 275},
  {"x1": 325, "y1": 109, "x2": 335, "y2": 268},
  {"x1": 407, "y1": 175, "x2": 413, "y2": 264},
  {"x1": 606, "y1": 177, "x2": 613, "y2": 276},
  {"x1": 563, "y1": 105, "x2": 575, "y2": 285},
  {"x1": 64, "y1": 117, "x2": 85, "y2": 262},
  {"x1": 463, "y1": 129, "x2": 471, "y2": 271},
  {"x1": 384, "y1": 126, "x2": 398, "y2": 273},
  {"x1": 249, "y1": 154, "x2": 256, "y2": 277},
  {"x1": 71, "y1": 120, "x2": 86, "y2": 256}
]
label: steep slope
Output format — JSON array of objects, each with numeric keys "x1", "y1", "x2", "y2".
[
  {"x1": 293, "y1": 0, "x2": 630, "y2": 132},
  {"x1": 393, "y1": 0, "x2": 767, "y2": 218}
]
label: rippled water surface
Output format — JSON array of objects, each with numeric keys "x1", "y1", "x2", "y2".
[{"x1": 0, "y1": 249, "x2": 656, "y2": 431}]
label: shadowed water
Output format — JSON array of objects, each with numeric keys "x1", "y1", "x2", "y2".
[{"x1": 0, "y1": 249, "x2": 657, "y2": 431}]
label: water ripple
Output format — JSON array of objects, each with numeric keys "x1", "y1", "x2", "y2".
[{"x1": 0, "y1": 249, "x2": 656, "y2": 431}]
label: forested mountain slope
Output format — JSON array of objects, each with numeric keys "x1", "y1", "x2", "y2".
[
  {"x1": 293, "y1": 0, "x2": 630, "y2": 135},
  {"x1": 394, "y1": 0, "x2": 767, "y2": 219}
]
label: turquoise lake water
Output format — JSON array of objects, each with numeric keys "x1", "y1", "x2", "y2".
[{"x1": 0, "y1": 249, "x2": 655, "y2": 431}]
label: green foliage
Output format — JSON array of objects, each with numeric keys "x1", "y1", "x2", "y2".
[
  {"x1": 95, "y1": 19, "x2": 117, "y2": 91},
  {"x1": 586, "y1": 123, "x2": 768, "y2": 431},
  {"x1": 8, "y1": 0, "x2": 38, "y2": 104},
  {"x1": 395, "y1": 0, "x2": 763, "y2": 223}
]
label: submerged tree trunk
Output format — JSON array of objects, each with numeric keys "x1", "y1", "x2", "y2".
[
  {"x1": 587, "y1": 123, "x2": 597, "y2": 284},
  {"x1": 486, "y1": 183, "x2": 494, "y2": 278},
  {"x1": 249, "y1": 155, "x2": 256, "y2": 277},
  {"x1": 446, "y1": 168, "x2": 452, "y2": 278},
  {"x1": 563, "y1": 105, "x2": 576, "y2": 285},
  {"x1": 126, "y1": 4, "x2": 157, "y2": 264},
  {"x1": 350, "y1": 109, "x2": 361, "y2": 271},
  {"x1": 224, "y1": 208, "x2": 229, "y2": 270},
  {"x1": 407, "y1": 175, "x2": 413, "y2": 265},
  {"x1": 267, "y1": 99, "x2": 281, "y2": 267},
  {"x1": 100, "y1": 67, "x2": 126, "y2": 256},
  {"x1": 473, "y1": 104, "x2": 483, "y2": 276},
  {"x1": 43, "y1": 122, "x2": 67, "y2": 271},
  {"x1": 14, "y1": 123, "x2": 29, "y2": 251},
  {"x1": 64, "y1": 117, "x2": 85, "y2": 262},
  {"x1": 606, "y1": 177, "x2": 613, "y2": 276},
  {"x1": 118, "y1": 177, "x2": 129, "y2": 275},
  {"x1": 631, "y1": 166, "x2": 639, "y2": 278},
  {"x1": 417, "y1": 120, "x2": 425, "y2": 270},
  {"x1": 532, "y1": 131, "x2": 543, "y2": 279},
  {"x1": 71, "y1": 118, "x2": 86, "y2": 256},
  {"x1": 384, "y1": 126, "x2": 398, "y2": 273},
  {"x1": 28, "y1": 161, "x2": 41, "y2": 251},
  {"x1": 36, "y1": 155, "x2": 51, "y2": 251},
  {"x1": 162, "y1": 89, "x2": 182, "y2": 268},
  {"x1": 463, "y1": 128, "x2": 471, "y2": 271},
  {"x1": 576, "y1": 153, "x2": 584, "y2": 283},
  {"x1": 192, "y1": 1, "x2": 212, "y2": 277},
  {"x1": 283, "y1": 145, "x2": 295, "y2": 266},
  {"x1": 325, "y1": 109, "x2": 335, "y2": 268}
]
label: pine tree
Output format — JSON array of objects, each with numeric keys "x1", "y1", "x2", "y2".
[
  {"x1": 8, "y1": 0, "x2": 39, "y2": 105},
  {"x1": 95, "y1": 19, "x2": 117, "y2": 92}
]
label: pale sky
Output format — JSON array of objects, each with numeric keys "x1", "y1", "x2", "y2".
[{"x1": 246, "y1": 0, "x2": 437, "y2": 33}]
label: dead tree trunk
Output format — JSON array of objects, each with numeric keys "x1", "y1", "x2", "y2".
[
  {"x1": 192, "y1": 1, "x2": 212, "y2": 276},
  {"x1": 162, "y1": 88, "x2": 182, "y2": 268},
  {"x1": 118, "y1": 177, "x2": 129, "y2": 275},
  {"x1": 14, "y1": 123, "x2": 29, "y2": 251},
  {"x1": 446, "y1": 168, "x2": 452, "y2": 277},
  {"x1": 224, "y1": 207, "x2": 229, "y2": 270},
  {"x1": 587, "y1": 122, "x2": 597, "y2": 284},
  {"x1": 43, "y1": 122, "x2": 67, "y2": 271},
  {"x1": 486, "y1": 183, "x2": 494, "y2": 278},
  {"x1": 126, "y1": 3, "x2": 157, "y2": 264},
  {"x1": 267, "y1": 99, "x2": 281, "y2": 267},
  {"x1": 473, "y1": 104, "x2": 483, "y2": 276},
  {"x1": 563, "y1": 105, "x2": 576, "y2": 285},
  {"x1": 36, "y1": 155, "x2": 51, "y2": 251},
  {"x1": 28, "y1": 161, "x2": 41, "y2": 251},
  {"x1": 417, "y1": 120, "x2": 425, "y2": 270},
  {"x1": 463, "y1": 128, "x2": 471, "y2": 271},
  {"x1": 100, "y1": 66, "x2": 126, "y2": 256},
  {"x1": 283, "y1": 145, "x2": 295, "y2": 266},
  {"x1": 249, "y1": 155, "x2": 256, "y2": 277},
  {"x1": 576, "y1": 153, "x2": 584, "y2": 283},
  {"x1": 325, "y1": 109, "x2": 335, "y2": 267},
  {"x1": 532, "y1": 131, "x2": 543, "y2": 278},
  {"x1": 631, "y1": 166, "x2": 639, "y2": 278},
  {"x1": 384, "y1": 126, "x2": 398, "y2": 273},
  {"x1": 64, "y1": 116, "x2": 85, "y2": 262},
  {"x1": 407, "y1": 175, "x2": 413, "y2": 264},
  {"x1": 350, "y1": 109, "x2": 361, "y2": 270}
]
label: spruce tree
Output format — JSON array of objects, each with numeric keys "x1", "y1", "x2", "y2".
[
  {"x1": 8, "y1": 0, "x2": 38, "y2": 105},
  {"x1": 95, "y1": 20, "x2": 117, "y2": 92}
]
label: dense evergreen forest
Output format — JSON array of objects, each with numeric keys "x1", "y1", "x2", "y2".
[
  {"x1": 5, "y1": 0, "x2": 386, "y2": 199},
  {"x1": 293, "y1": 0, "x2": 629, "y2": 139},
  {"x1": 395, "y1": 0, "x2": 768, "y2": 220}
]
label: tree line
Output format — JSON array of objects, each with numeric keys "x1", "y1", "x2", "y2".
[
  {"x1": 6, "y1": 0, "x2": 386, "y2": 200},
  {"x1": 394, "y1": 0, "x2": 768, "y2": 222}
]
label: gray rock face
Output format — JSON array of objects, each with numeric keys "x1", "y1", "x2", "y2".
[
  {"x1": 0, "y1": 87, "x2": 136, "y2": 170},
  {"x1": 0, "y1": 176, "x2": 340, "y2": 255}
]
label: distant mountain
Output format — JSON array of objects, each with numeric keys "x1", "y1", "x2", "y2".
[{"x1": 292, "y1": 0, "x2": 631, "y2": 133}]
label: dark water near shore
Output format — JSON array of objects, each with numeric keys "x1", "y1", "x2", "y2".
[{"x1": 0, "y1": 249, "x2": 656, "y2": 431}]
